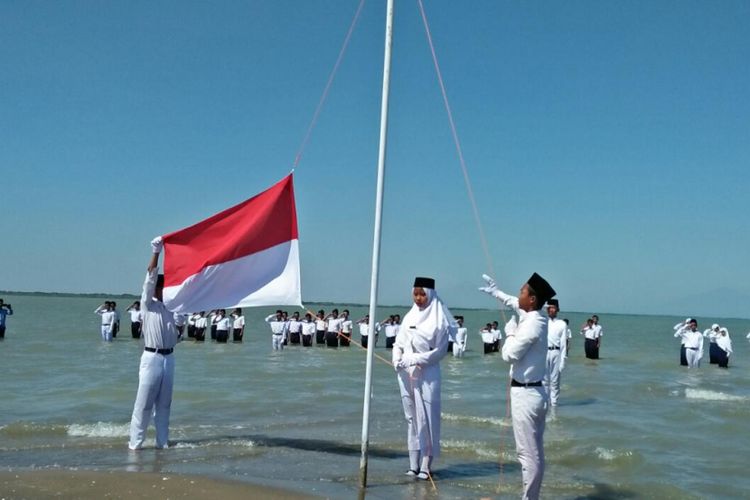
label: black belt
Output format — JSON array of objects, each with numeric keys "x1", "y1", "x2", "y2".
[
  {"x1": 686, "y1": 347, "x2": 698, "y2": 351},
  {"x1": 145, "y1": 347, "x2": 173, "y2": 355},
  {"x1": 548, "y1": 346, "x2": 560, "y2": 350},
  {"x1": 511, "y1": 379, "x2": 542, "y2": 387}
]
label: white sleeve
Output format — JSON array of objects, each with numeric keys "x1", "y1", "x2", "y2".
[{"x1": 141, "y1": 269, "x2": 157, "y2": 312}]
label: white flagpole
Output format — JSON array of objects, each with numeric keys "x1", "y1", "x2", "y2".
[{"x1": 359, "y1": 0, "x2": 395, "y2": 489}]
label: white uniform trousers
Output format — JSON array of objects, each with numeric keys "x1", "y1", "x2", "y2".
[
  {"x1": 685, "y1": 347, "x2": 701, "y2": 368},
  {"x1": 128, "y1": 351, "x2": 175, "y2": 450},
  {"x1": 272, "y1": 334, "x2": 284, "y2": 350},
  {"x1": 101, "y1": 325, "x2": 113, "y2": 342},
  {"x1": 397, "y1": 365, "x2": 441, "y2": 458},
  {"x1": 543, "y1": 349, "x2": 562, "y2": 406},
  {"x1": 510, "y1": 386, "x2": 547, "y2": 500}
]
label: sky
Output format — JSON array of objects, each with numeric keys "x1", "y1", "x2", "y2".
[{"x1": 1, "y1": 0, "x2": 748, "y2": 318}]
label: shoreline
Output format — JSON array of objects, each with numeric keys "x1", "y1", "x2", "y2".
[{"x1": 0, "y1": 469, "x2": 318, "y2": 499}]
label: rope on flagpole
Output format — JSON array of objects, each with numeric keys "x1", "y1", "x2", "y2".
[
  {"x1": 293, "y1": 0, "x2": 367, "y2": 169},
  {"x1": 415, "y1": 0, "x2": 514, "y2": 490}
]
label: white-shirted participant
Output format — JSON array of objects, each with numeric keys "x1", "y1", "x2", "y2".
[
  {"x1": 314, "y1": 311, "x2": 327, "y2": 345},
  {"x1": 491, "y1": 321, "x2": 502, "y2": 352},
  {"x1": 301, "y1": 313, "x2": 316, "y2": 347},
  {"x1": 214, "y1": 310, "x2": 230, "y2": 343},
  {"x1": 94, "y1": 302, "x2": 116, "y2": 342},
  {"x1": 126, "y1": 301, "x2": 143, "y2": 339},
  {"x1": 481, "y1": 324, "x2": 495, "y2": 354},
  {"x1": 393, "y1": 276, "x2": 454, "y2": 480},
  {"x1": 581, "y1": 317, "x2": 603, "y2": 359},
  {"x1": 715, "y1": 327, "x2": 732, "y2": 368},
  {"x1": 266, "y1": 310, "x2": 287, "y2": 350},
  {"x1": 357, "y1": 314, "x2": 380, "y2": 348},
  {"x1": 544, "y1": 299, "x2": 567, "y2": 407},
  {"x1": 340, "y1": 309, "x2": 353, "y2": 347},
  {"x1": 703, "y1": 323, "x2": 721, "y2": 364},
  {"x1": 385, "y1": 315, "x2": 399, "y2": 349},
  {"x1": 128, "y1": 237, "x2": 179, "y2": 450},
  {"x1": 452, "y1": 316, "x2": 468, "y2": 357},
  {"x1": 325, "y1": 309, "x2": 344, "y2": 348},
  {"x1": 194, "y1": 312, "x2": 208, "y2": 342},
  {"x1": 674, "y1": 318, "x2": 703, "y2": 368},
  {"x1": 231, "y1": 308, "x2": 245, "y2": 342},
  {"x1": 480, "y1": 272, "x2": 555, "y2": 500},
  {"x1": 288, "y1": 311, "x2": 302, "y2": 345}
]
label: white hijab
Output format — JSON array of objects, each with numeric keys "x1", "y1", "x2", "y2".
[{"x1": 397, "y1": 288, "x2": 457, "y2": 353}]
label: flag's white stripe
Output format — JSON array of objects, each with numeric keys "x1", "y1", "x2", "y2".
[{"x1": 163, "y1": 240, "x2": 301, "y2": 313}]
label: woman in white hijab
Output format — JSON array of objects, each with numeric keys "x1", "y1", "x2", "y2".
[{"x1": 393, "y1": 276, "x2": 456, "y2": 480}]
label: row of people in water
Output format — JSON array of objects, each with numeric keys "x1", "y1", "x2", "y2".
[
  {"x1": 96, "y1": 301, "x2": 247, "y2": 343},
  {"x1": 673, "y1": 318, "x2": 734, "y2": 368}
]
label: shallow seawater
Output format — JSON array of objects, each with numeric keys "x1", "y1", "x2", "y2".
[{"x1": 1, "y1": 294, "x2": 749, "y2": 498}]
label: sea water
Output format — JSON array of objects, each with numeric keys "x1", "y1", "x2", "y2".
[{"x1": 1, "y1": 293, "x2": 749, "y2": 499}]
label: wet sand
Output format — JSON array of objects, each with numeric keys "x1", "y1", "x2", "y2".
[{"x1": 0, "y1": 470, "x2": 317, "y2": 499}]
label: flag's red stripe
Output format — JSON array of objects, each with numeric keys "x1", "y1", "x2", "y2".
[{"x1": 163, "y1": 174, "x2": 298, "y2": 286}]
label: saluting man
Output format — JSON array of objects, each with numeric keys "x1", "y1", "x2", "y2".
[
  {"x1": 480, "y1": 272, "x2": 556, "y2": 500},
  {"x1": 544, "y1": 299, "x2": 567, "y2": 407},
  {"x1": 128, "y1": 236, "x2": 179, "y2": 450}
]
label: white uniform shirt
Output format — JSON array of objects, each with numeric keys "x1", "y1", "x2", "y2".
[
  {"x1": 491, "y1": 328, "x2": 502, "y2": 342},
  {"x1": 703, "y1": 328, "x2": 719, "y2": 343},
  {"x1": 385, "y1": 323, "x2": 399, "y2": 338},
  {"x1": 501, "y1": 307, "x2": 548, "y2": 383},
  {"x1": 232, "y1": 315, "x2": 245, "y2": 330},
  {"x1": 196, "y1": 316, "x2": 208, "y2": 329},
  {"x1": 675, "y1": 326, "x2": 703, "y2": 349},
  {"x1": 265, "y1": 314, "x2": 287, "y2": 335},
  {"x1": 591, "y1": 324, "x2": 603, "y2": 338},
  {"x1": 716, "y1": 334, "x2": 732, "y2": 355},
  {"x1": 315, "y1": 318, "x2": 327, "y2": 331},
  {"x1": 188, "y1": 314, "x2": 198, "y2": 327},
  {"x1": 95, "y1": 306, "x2": 116, "y2": 326},
  {"x1": 174, "y1": 313, "x2": 187, "y2": 327},
  {"x1": 215, "y1": 316, "x2": 230, "y2": 331},
  {"x1": 301, "y1": 320, "x2": 316, "y2": 336},
  {"x1": 481, "y1": 329, "x2": 495, "y2": 344},
  {"x1": 359, "y1": 321, "x2": 380, "y2": 336},
  {"x1": 547, "y1": 318, "x2": 568, "y2": 349},
  {"x1": 128, "y1": 309, "x2": 143, "y2": 323},
  {"x1": 327, "y1": 317, "x2": 344, "y2": 333},
  {"x1": 581, "y1": 325, "x2": 600, "y2": 340},
  {"x1": 341, "y1": 319, "x2": 353, "y2": 334},
  {"x1": 140, "y1": 269, "x2": 179, "y2": 350},
  {"x1": 288, "y1": 319, "x2": 302, "y2": 333}
]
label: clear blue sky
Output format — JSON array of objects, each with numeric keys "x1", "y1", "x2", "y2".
[{"x1": 2, "y1": 1, "x2": 748, "y2": 318}]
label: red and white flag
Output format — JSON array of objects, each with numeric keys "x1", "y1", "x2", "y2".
[{"x1": 161, "y1": 174, "x2": 301, "y2": 313}]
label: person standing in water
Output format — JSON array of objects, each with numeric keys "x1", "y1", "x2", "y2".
[
  {"x1": 480, "y1": 272, "x2": 556, "y2": 500},
  {"x1": 393, "y1": 277, "x2": 454, "y2": 481}
]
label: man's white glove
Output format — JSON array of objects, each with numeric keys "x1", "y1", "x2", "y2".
[
  {"x1": 479, "y1": 274, "x2": 501, "y2": 298},
  {"x1": 150, "y1": 236, "x2": 164, "y2": 254},
  {"x1": 395, "y1": 353, "x2": 419, "y2": 370}
]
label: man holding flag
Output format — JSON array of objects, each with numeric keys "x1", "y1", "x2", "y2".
[{"x1": 128, "y1": 236, "x2": 179, "y2": 450}]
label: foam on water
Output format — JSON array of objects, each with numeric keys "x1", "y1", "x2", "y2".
[
  {"x1": 67, "y1": 422, "x2": 130, "y2": 438},
  {"x1": 441, "y1": 412, "x2": 509, "y2": 428},
  {"x1": 172, "y1": 439, "x2": 256, "y2": 449},
  {"x1": 595, "y1": 447, "x2": 634, "y2": 461},
  {"x1": 685, "y1": 388, "x2": 747, "y2": 402}
]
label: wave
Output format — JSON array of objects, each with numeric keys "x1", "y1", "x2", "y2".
[
  {"x1": 685, "y1": 388, "x2": 747, "y2": 402},
  {"x1": 441, "y1": 412, "x2": 510, "y2": 428},
  {"x1": 67, "y1": 422, "x2": 130, "y2": 438},
  {"x1": 441, "y1": 439, "x2": 505, "y2": 460},
  {"x1": 595, "y1": 447, "x2": 635, "y2": 462},
  {"x1": 172, "y1": 439, "x2": 256, "y2": 449}
]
